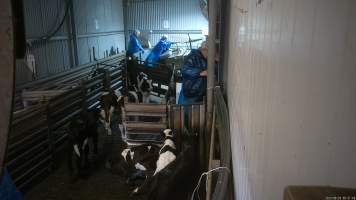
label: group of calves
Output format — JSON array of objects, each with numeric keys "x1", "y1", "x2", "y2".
[
  {"x1": 107, "y1": 129, "x2": 201, "y2": 200},
  {"x1": 66, "y1": 72, "x2": 154, "y2": 177},
  {"x1": 67, "y1": 108, "x2": 200, "y2": 199},
  {"x1": 66, "y1": 72, "x2": 200, "y2": 199}
]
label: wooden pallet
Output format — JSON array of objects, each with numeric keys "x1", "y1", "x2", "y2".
[{"x1": 122, "y1": 101, "x2": 168, "y2": 144}]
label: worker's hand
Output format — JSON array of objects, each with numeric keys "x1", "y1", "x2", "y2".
[{"x1": 200, "y1": 70, "x2": 208, "y2": 77}]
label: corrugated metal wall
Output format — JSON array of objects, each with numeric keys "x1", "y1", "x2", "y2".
[
  {"x1": 225, "y1": 0, "x2": 356, "y2": 199},
  {"x1": 20, "y1": 0, "x2": 71, "y2": 83},
  {"x1": 17, "y1": 0, "x2": 125, "y2": 85},
  {"x1": 74, "y1": 0, "x2": 125, "y2": 65},
  {"x1": 126, "y1": 0, "x2": 208, "y2": 46}
]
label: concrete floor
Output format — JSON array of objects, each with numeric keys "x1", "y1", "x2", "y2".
[
  {"x1": 25, "y1": 126, "x2": 145, "y2": 200},
  {"x1": 25, "y1": 162, "x2": 138, "y2": 200}
]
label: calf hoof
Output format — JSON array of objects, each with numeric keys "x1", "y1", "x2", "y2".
[{"x1": 130, "y1": 187, "x2": 140, "y2": 196}]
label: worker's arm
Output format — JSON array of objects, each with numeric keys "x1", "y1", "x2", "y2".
[
  {"x1": 136, "y1": 39, "x2": 144, "y2": 51},
  {"x1": 132, "y1": 36, "x2": 144, "y2": 51},
  {"x1": 166, "y1": 41, "x2": 172, "y2": 50}
]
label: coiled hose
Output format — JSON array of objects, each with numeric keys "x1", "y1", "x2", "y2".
[{"x1": 212, "y1": 86, "x2": 232, "y2": 200}]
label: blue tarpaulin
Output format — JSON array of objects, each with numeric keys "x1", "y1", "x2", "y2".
[
  {"x1": 128, "y1": 33, "x2": 144, "y2": 55},
  {"x1": 0, "y1": 168, "x2": 23, "y2": 200},
  {"x1": 145, "y1": 38, "x2": 171, "y2": 67}
]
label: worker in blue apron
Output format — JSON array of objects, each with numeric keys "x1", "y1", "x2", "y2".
[
  {"x1": 145, "y1": 35, "x2": 172, "y2": 67},
  {"x1": 127, "y1": 30, "x2": 144, "y2": 57},
  {"x1": 178, "y1": 42, "x2": 208, "y2": 105}
]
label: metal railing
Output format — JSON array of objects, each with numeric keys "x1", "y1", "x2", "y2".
[{"x1": 6, "y1": 54, "x2": 126, "y2": 192}]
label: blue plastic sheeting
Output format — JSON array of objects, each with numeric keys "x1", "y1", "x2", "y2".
[
  {"x1": 178, "y1": 91, "x2": 185, "y2": 104},
  {"x1": 145, "y1": 39, "x2": 172, "y2": 67},
  {"x1": 178, "y1": 90, "x2": 201, "y2": 105},
  {"x1": 0, "y1": 168, "x2": 23, "y2": 200},
  {"x1": 128, "y1": 33, "x2": 144, "y2": 55},
  {"x1": 181, "y1": 49, "x2": 207, "y2": 101},
  {"x1": 132, "y1": 49, "x2": 150, "y2": 61}
]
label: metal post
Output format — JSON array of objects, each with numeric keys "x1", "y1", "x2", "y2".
[
  {"x1": 123, "y1": 0, "x2": 129, "y2": 49},
  {"x1": 80, "y1": 80, "x2": 88, "y2": 110},
  {"x1": 207, "y1": 107, "x2": 216, "y2": 200},
  {"x1": 206, "y1": 0, "x2": 218, "y2": 134},
  {"x1": 103, "y1": 69, "x2": 111, "y2": 91},
  {"x1": 46, "y1": 102, "x2": 55, "y2": 171},
  {"x1": 67, "y1": 0, "x2": 79, "y2": 67},
  {"x1": 93, "y1": 47, "x2": 97, "y2": 61},
  {"x1": 0, "y1": 0, "x2": 14, "y2": 175}
]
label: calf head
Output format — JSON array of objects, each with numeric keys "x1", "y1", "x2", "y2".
[
  {"x1": 68, "y1": 119, "x2": 91, "y2": 180},
  {"x1": 100, "y1": 92, "x2": 117, "y2": 122},
  {"x1": 137, "y1": 72, "x2": 153, "y2": 103},
  {"x1": 160, "y1": 129, "x2": 175, "y2": 143},
  {"x1": 163, "y1": 129, "x2": 174, "y2": 138},
  {"x1": 68, "y1": 118, "x2": 86, "y2": 141},
  {"x1": 100, "y1": 91, "x2": 118, "y2": 134}
]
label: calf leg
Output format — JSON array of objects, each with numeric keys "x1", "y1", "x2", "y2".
[
  {"x1": 92, "y1": 130, "x2": 98, "y2": 154},
  {"x1": 68, "y1": 148, "x2": 80, "y2": 181},
  {"x1": 78, "y1": 139, "x2": 91, "y2": 178}
]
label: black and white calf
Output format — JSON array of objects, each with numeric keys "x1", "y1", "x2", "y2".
[
  {"x1": 99, "y1": 89, "x2": 124, "y2": 135},
  {"x1": 132, "y1": 134, "x2": 200, "y2": 200},
  {"x1": 130, "y1": 128, "x2": 177, "y2": 193},
  {"x1": 137, "y1": 72, "x2": 153, "y2": 103},
  {"x1": 106, "y1": 143, "x2": 160, "y2": 185},
  {"x1": 153, "y1": 129, "x2": 177, "y2": 175},
  {"x1": 121, "y1": 144, "x2": 160, "y2": 172},
  {"x1": 67, "y1": 109, "x2": 99, "y2": 179}
]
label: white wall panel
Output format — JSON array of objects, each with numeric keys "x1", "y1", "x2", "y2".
[{"x1": 225, "y1": 0, "x2": 356, "y2": 199}]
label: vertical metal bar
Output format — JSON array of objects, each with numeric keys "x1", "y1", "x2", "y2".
[
  {"x1": 80, "y1": 80, "x2": 87, "y2": 110},
  {"x1": 123, "y1": 0, "x2": 129, "y2": 49},
  {"x1": 67, "y1": 0, "x2": 79, "y2": 67},
  {"x1": 207, "y1": 107, "x2": 216, "y2": 200},
  {"x1": 39, "y1": 0, "x2": 50, "y2": 76},
  {"x1": 0, "y1": 0, "x2": 14, "y2": 175},
  {"x1": 207, "y1": 0, "x2": 218, "y2": 134},
  {"x1": 45, "y1": 102, "x2": 54, "y2": 171},
  {"x1": 93, "y1": 47, "x2": 96, "y2": 61},
  {"x1": 179, "y1": 105, "x2": 185, "y2": 151},
  {"x1": 89, "y1": 48, "x2": 92, "y2": 62},
  {"x1": 103, "y1": 69, "x2": 111, "y2": 91},
  {"x1": 199, "y1": 103, "x2": 206, "y2": 171}
]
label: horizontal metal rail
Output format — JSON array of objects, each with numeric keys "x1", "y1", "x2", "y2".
[
  {"x1": 6, "y1": 54, "x2": 126, "y2": 193},
  {"x1": 16, "y1": 54, "x2": 125, "y2": 91},
  {"x1": 6, "y1": 137, "x2": 48, "y2": 168}
]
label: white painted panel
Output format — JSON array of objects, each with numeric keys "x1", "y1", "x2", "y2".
[{"x1": 226, "y1": 0, "x2": 356, "y2": 199}]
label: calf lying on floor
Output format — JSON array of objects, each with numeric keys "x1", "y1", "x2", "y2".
[
  {"x1": 153, "y1": 129, "x2": 177, "y2": 175},
  {"x1": 133, "y1": 134, "x2": 200, "y2": 200},
  {"x1": 106, "y1": 143, "x2": 160, "y2": 185}
]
